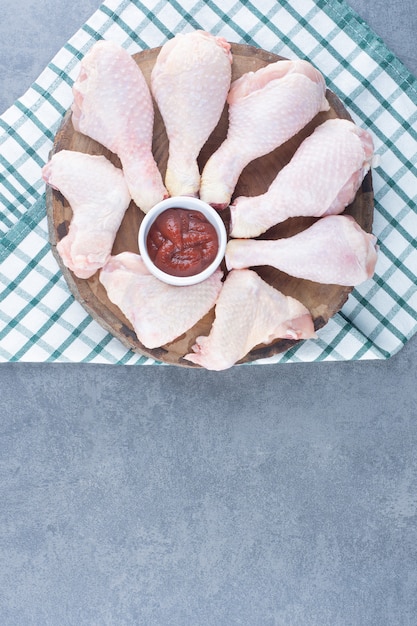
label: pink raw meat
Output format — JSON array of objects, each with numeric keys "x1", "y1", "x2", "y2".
[
  {"x1": 199, "y1": 58, "x2": 329, "y2": 209},
  {"x1": 151, "y1": 31, "x2": 232, "y2": 197},
  {"x1": 226, "y1": 215, "x2": 378, "y2": 286},
  {"x1": 230, "y1": 118, "x2": 375, "y2": 238},
  {"x1": 72, "y1": 39, "x2": 167, "y2": 213},
  {"x1": 42, "y1": 150, "x2": 131, "y2": 279},
  {"x1": 184, "y1": 269, "x2": 316, "y2": 370},
  {"x1": 99, "y1": 252, "x2": 223, "y2": 349}
]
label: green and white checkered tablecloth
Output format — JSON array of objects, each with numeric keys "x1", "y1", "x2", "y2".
[{"x1": 0, "y1": 0, "x2": 416, "y2": 365}]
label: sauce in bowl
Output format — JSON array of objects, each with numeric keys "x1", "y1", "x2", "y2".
[
  {"x1": 138, "y1": 196, "x2": 227, "y2": 286},
  {"x1": 146, "y1": 208, "x2": 218, "y2": 277}
]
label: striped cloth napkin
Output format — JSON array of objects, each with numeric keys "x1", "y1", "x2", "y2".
[{"x1": 0, "y1": 0, "x2": 416, "y2": 365}]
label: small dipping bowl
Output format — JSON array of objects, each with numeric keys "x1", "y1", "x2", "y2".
[{"x1": 138, "y1": 196, "x2": 227, "y2": 286}]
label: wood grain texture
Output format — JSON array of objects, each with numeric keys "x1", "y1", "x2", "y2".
[{"x1": 46, "y1": 43, "x2": 374, "y2": 367}]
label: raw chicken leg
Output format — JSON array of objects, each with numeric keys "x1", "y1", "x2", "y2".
[
  {"x1": 42, "y1": 150, "x2": 131, "y2": 279},
  {"x1": 99, "y1": 252, "x2": 223, "y2": 349},
  {"x1": 199, "y1": 58, "x2": 329, "y2": 208},
  {"x1": 151, "y1": 31, "x2": 232, "y2": 197},
  {"x1": 226, "y1": 215, "x2": 378, "y2": 286},
  {"x1": 230, "y1": 119, "x2": 375, "y2": 238},
  {"x1": 72, "y1": 39, "x2": 167, "y2": 213},
  {"x1": 184, "y1": 269, "x2": 316, "y2": 370}
]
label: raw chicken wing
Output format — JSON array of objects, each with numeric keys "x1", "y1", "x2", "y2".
[
  {"x1": 226, "y1": 215, "x2": 378, "y2": 286},
  {"x1": 72, "y1": 40, "x2": 167, "y2": 213},
  {"x1": 99, "y1": 252, "x2": 223, "y2": 349},
  {"x1": 151, "y1": 31, "x2": 232, "y2": 197},
  {"x1": 230, "y1": 118, "x2": 375, "y2": 238},
  {"x1": 184, "y1": 269, "x2": 316, "y2": 370},
  {"x1": 42, "y1": 150, "x2": 131, "y2": 279},
  {"x1": 200, "y1": 58, "x2": 329, "y2": 208}
]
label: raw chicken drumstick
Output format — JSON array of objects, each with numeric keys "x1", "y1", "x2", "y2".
[
  {"x1": 99, "y1": 252, "x2": 223, "y2": 349},
  {"x1": 72, "y1": 40, "x2": 167, "y2": 213},
  {"x1": 226, "y1": 215, "x2": 378, "y2": 286},
  {"x1": 151, "y1": 31, "x2": 232, "y2": 197},
  {"x1": 184, "y1": 269, "x2": 316, "y2": 371},
  {"x1": 199, "y1": 58, "x2": 329, "y2": 209},
  {"x1": 42, "y1": 150, "x2": 131, "y2": 279},
  {"x1": 230, "y1": 118, "x2": 375, "y2": 238}
]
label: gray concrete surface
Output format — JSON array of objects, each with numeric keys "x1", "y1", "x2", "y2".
[{"x1": 1, "y1": 1, "x2": 417, "y2": 624}]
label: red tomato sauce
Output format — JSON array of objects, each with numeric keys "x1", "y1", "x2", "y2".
[{"x1": 146, "y1": 208, "x2": 219, "y2": 277}]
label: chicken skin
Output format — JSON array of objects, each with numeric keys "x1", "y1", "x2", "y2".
[
  {"x1": 42, "y1": 150, "x2": 131, "y2": 279},
  {"x1": 199, "y1": 58, "x2": 329, "y2": 208},
  {"x1": 72, "y1": 39, "x2": 167, "y2": 213},
  {"x1": 99, "y1": 252, "x2": 223, "y2": 349},
  {"x1": 151, "y1": 31, "x2": 232, "y2": 197},
  {"x1": 184, "y1": 269, "x2": 316, "y2": 370},
  {"x1": 230, "y1": 119, "x2": 375, "y2": 238},
  {"x1": 226, "y1": 215, "x2": 378, "y2": 286}
]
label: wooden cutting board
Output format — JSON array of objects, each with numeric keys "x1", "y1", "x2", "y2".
[{"x1": 46, "y1": 42, "x2": 374, "y2": 367}]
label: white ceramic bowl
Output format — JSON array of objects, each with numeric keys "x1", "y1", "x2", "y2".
[{"x1": 138, "y1": 196, "x2": 227, "y2": 286}]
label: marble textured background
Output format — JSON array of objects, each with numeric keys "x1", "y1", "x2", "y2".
[{"x1": 1, "y1": 1, "x2": 417, "y2": 624}]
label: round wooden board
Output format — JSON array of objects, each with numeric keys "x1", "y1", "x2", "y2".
[{"x1": 46, "y1": 42, "x2": 374, "y2": 367}]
